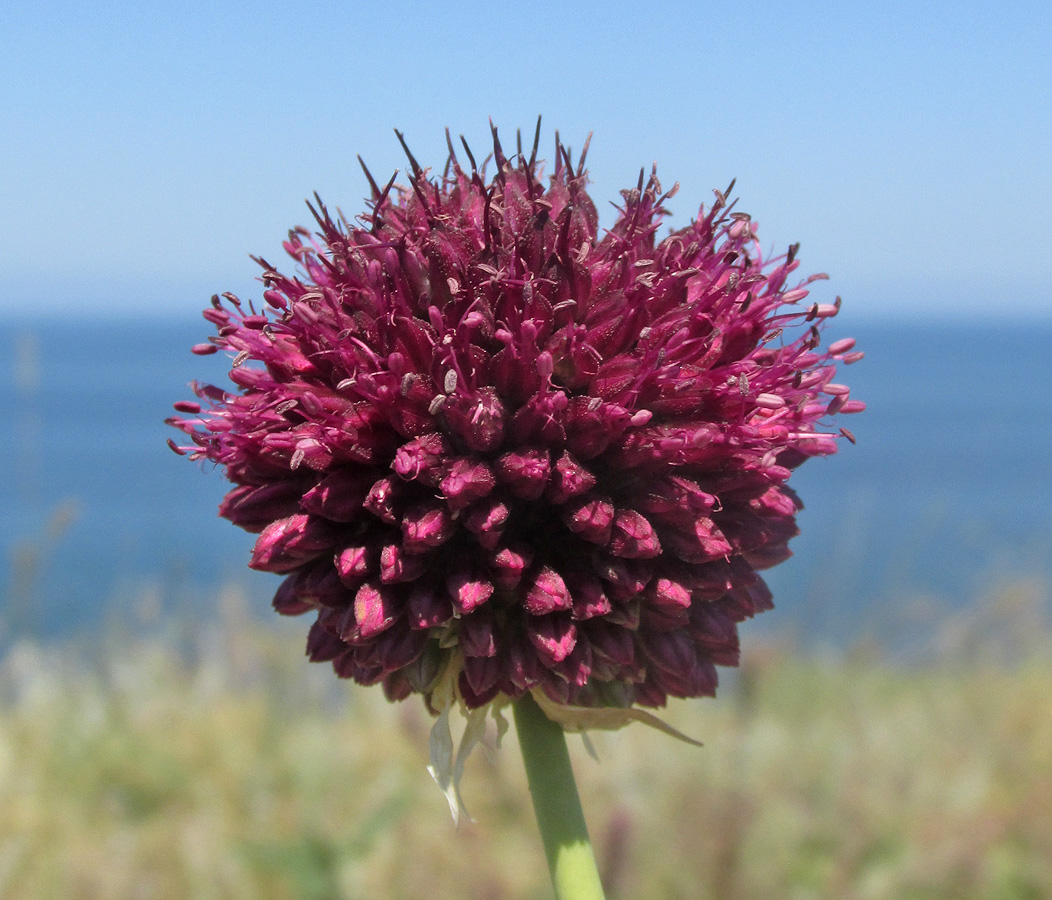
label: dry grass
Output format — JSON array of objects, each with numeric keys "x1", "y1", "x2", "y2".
[{"x1": 1, "y1": 582, "x2": 1050, "y2": 900}]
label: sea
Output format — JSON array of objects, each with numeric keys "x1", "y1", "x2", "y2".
[{"x1": 1, "y1": 316, "x2": 1050, "y2": 650}]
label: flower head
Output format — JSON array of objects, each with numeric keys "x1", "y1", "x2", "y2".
[{"x1": 169, "y1": 124, "x2": 863, "y2": 716}]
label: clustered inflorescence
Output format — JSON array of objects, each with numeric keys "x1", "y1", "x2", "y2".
[{"x1": 169, "y1": 124, "x2": 863, "y2": 714}]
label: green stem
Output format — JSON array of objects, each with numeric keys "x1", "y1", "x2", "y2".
[{"x1": 513, "y1": 693, "x2": 607, "y2": 900}]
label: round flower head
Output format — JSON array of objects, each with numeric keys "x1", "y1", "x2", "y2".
[{"x1": 169, "y1": 124, "x2": 863, "y2": 718}]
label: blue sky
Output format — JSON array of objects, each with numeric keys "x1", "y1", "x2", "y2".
[{"x1": 2, "y1": 0, "x2": 1050, "y2": 321}]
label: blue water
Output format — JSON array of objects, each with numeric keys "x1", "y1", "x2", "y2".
[{"x1": 1, "y1": 316, "x2": 1050, "y2": 646}]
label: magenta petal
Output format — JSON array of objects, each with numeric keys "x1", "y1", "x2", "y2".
[
  {"x1": 664, "y1": 518, "x2": 733, "y2": 564},
  {"x1": 655, "y1": 656, "x2": 718, "y2": 699},
  {"x1": 442, "y1": 390, "x2": 506, "y2": 453},
  {"x1": 380, "y1": 543, "x2": 428, "y2": 583},
  {"x1": 392, "y1": 433, "x2": 453, "y2": 486},
  {"x1": 459, "y1": 660, "x2": 502, "y2": 707},
  {"x1": 272, "y1": 573, "x2": 316, "y2": 616},
  {"x1": 645, "y1": 630, "x2": 720, "y2": 696},
  {"x1": 644, "y1": 630, "x2": 697, "y2": 677},
  {"x1": 363, "y1": 477, "x2": 404, "y2": 523},
  {"x1": 462, "y1": 497, "x2": 509, "y2": 550},
  {"x1": 300, "y1": 469, "x2": 372, "y2": 522},
  {"x1": 220, "y1": 481, "x2": 303, "y2": 532},
  {"x1": 440, "y1": 458, "x2": 496, "y2": 511},
  {"x1": 375, "y1": 625, "x2": 428, "y2": 672},
  {"x1": 335, "y1": 544, "x2": 372, "y2": 587},
  {"x1": 545, "y1": 451, "x2": 598, "y2": 504},
  {"x1": 447, "y1": 566, "x2": 495, "y2": 614},
  {"x1": 567, "y1": 573, "x2": 612, "y2": 620},
  {"x1": 504, "y1": 633, "x2": 542, "y2": 692},
  {"x1": 587, "y1": 620, "x2": 637, "y2": 668},
  {"x1": 564, "y1": 397, "x2": 632, "y2": 458},
  {"x1": 460, "y1": 610, "x2": 498, "y2": 658},
  {"x1": 527, "y1": 614, "x2": 577, "y2": 664},
  {"x1": 562, "y1": 495, "x2": 614, "y2": 544},
  {"x1": 553, "y1": 639, "x2": 593, "y2": 688},
  {"x1": 250, "y1": 514, "x2": 336, "y2": 573},
  {"x1": 407, "y1": 582, "x2": 454, "y2": 629},
  {"x1": 489, "y1": 542, "x2": 534, "y2": 590},
  {"x1": 353, "y1": 583, "x2": 399, "y2": 639},
  {"x1": 648, "y1": 576, "x2": 692, "y2": 610},
  {"x1": 593, "y1": 555, "x2": 654, "y2": 601},
  {"x1": 689, "y1": 603, "x2": 741, "y2": 666},
  {"x1": 276, "y1": 561, "x2": 351, "y2": 611},
  {"x1": 306, "y1": 617, "x2": 347, "y2": 663},
  {"x1": 525, "y1": 566, "x2": 572, "y2": 615},
  {"x1": 608, "y1": 509, "x2": 662, "y2": 558},
  {"x1": 381, "y1": 670, "x2": 413, "y2": 702},
  {"x1": 401, "y1": 503, "x2": 456, "y2": 552},
  {"x1": 495, "y1": 447, "x2": 551, "y2": 500}
]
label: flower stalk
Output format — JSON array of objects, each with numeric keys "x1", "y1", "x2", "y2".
[{"x1": 514, "y1": 693, "x2": 606, "y2": 900}]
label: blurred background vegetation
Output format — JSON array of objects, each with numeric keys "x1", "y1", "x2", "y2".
[{"x1": 1, "y1": 579, "x2": 1049, "y2": 900}]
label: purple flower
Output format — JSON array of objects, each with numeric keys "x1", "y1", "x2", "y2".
[{"x1": 169, "y1": 124, "x2": 863, "y2": 714}]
